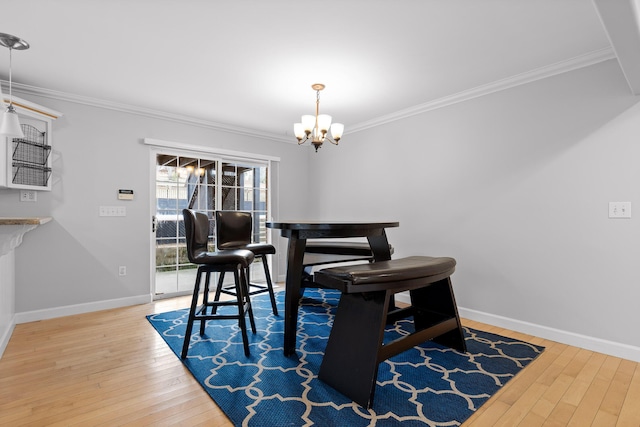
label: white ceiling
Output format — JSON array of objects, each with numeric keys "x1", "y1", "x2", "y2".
[{"x1": 1, "y1": 0, "x2": 639, "y2": 142}]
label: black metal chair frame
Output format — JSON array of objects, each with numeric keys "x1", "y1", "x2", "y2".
[
  {"x1": 181, "y1": 209, "x2": 257, "y2": 359},
  {"x1": 214, "y1": 211, "x2": 278, "y2": 315}
]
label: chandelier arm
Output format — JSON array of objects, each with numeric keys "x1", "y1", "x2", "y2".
[
  {"x1": 325, "y1": 136, "x2": 339, "y2": 145},
  {"x1": 297, "y1": 135, "x2": 309, "y2": 145}
]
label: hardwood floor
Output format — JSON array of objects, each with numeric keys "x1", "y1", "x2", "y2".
[{"x1": 1, "y1": 295, "x2": 638, "y2": 426}]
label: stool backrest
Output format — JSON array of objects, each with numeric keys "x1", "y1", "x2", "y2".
[
  {"x1": 183, "y1": 209, "x2": 211, "y2": 263},
  {"x1": 216, "y1": 211, "x2": 252, "y2": 250}
]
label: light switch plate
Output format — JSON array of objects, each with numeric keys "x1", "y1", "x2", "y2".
[
  {"x1": 99, "y1": 206, "x2": 127, "y2": 217},
  {"x1": 608, "y1": 202, "x2": 631, "y2": 219}
]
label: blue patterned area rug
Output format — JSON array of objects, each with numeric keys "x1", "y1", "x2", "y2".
[{"x1": 147, "y1": 289, "x2": 544, "y2": 426}]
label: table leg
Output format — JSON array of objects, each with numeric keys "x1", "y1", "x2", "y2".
[
  {"x1": 367, "y1": 230, "x2": 392, "y2": 261},
  {"x1": 368, "y1": 230, "x2": 396, "y2": 313},
  {"x1": 284, "y1": 233, "x2": 306, "y2": 356}
]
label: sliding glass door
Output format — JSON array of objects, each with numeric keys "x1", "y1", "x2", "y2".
[{"x1": 153, "y1": 152, "x2": 270, "y2": 298}]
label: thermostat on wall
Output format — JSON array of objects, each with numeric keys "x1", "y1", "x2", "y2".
[{"x1": 118, "y1": 189, "x2": 134, "y2": 200}]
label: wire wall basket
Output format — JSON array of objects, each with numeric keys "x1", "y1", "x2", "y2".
[
  {"x1": 11, "y1": 124, "x2": 51, "y2": 187},
  {"x1": 12, "y1": 161, "x2": 52, "y2": 187}
]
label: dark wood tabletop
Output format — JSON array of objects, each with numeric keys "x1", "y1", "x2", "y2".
[{"x1": 267, "y1": 220, "x2": 399, "y2": 356}]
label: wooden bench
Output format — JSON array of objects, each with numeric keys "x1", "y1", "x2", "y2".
[
  {"x1": 301, "y1": 241, "x2": 394, "y2": 289},
  {"x1": 313, "y1": 256, "x2": 466, "y2": 408}
]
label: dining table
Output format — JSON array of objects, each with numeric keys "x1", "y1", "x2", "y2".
[{"x1": 266, "y1": 220, "x2": 399, "y2": 356}]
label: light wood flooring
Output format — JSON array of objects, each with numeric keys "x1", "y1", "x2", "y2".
[{"x1": 1, "y1": 295, "x2": 639, "y2": 426}]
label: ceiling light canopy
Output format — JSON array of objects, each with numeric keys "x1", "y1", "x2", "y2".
[
  {"x1": 294, "y1": 84, "x2": 344, "y2": 152},
  {"x1": 0, "y1": 32, "x2": 29, "y2": 139}
]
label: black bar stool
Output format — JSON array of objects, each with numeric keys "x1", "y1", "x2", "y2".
[
  {"x1": 181, "y1": 209, "x2": 256, "y2": 359},
  {"x1": 214, "y1": 211, "x2": 278, "y2": 315}
]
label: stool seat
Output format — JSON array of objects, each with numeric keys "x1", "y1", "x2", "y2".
[
  {"x1": 242, "y1": 242, "x2": 276, "y2": 256},
  {"x1": 314, "y1": 255, "x2": 466, "y2": 409},
  {"x1": 190, "y1": 248, "x2": 255, "y2": 266}
]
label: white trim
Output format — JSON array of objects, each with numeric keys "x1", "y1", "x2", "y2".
[
  {"x1": 348, "y1": 48, "x2": 617, "y2": 134},
  {"x1": 149, "y1": 150, "x2": 158, "y2": 298},
  {"x1": 6, "y1": 47, "x2": 616, "y2": 141},
  {"x1": 7, "y1": 290, "x2": 640, "y2": 363},
  {"x1": 143, "y1": 138, "x2": 280, "y2": 163},
  {"x1": 8, "y1": 82, "x2": 290, "y2": 143},
  {"x1": 0, "y1": 317, "x2": 16, "y2": 359},
  {"x1": 14, "y1": 294, "x2": 151, "y2": 324},
  {"x1": 457, "y1": 307, "x2": 640, "y2": 363},
  {"x1": 148, "y1": 142, "x2": 276, "y2": 299},
  {"x1": 395, "y1": 292, "x2": 640, "y2": 362}
]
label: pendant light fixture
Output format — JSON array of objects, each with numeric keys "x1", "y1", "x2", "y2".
[
  {"x1": 0, "y1": 32, "x2": 30, "y2": 139},
  {"x1": 294, "y1": 84, "x2": 344, "y2": 152}
]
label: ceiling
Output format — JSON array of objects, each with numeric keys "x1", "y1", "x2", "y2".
[{"x1": 1, "y1": 0, "x2": 639, "y2": 143}]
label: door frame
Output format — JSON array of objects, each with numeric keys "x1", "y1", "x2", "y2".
[{"x1": 144, "y1": 138, "x2": 280, "y2": 299}]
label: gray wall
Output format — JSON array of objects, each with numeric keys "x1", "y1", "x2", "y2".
[
  {"x1": 3, "y1": 58, "x2": 639, "y2": 360},
  {"x1": 0, "y1": 96, "x2": 310, "y2": 314},
  {"x1": 307, "y1": 59, "x2": 640, "y2": 355}
]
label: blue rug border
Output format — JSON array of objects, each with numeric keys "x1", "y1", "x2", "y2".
[{"x1": 147, "y1": 290, "x2": 545, "y2": 426}]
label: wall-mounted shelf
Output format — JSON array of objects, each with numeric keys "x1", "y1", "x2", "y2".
[
  {"x1": 0, "y1": 96, "x2": 62, "y2": 191},
  {"x1": 11, "y1": 124, "x2": 52, "y2": 187}
]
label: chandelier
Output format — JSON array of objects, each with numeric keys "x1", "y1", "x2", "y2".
[
  {"x1": 294, "y1": 84, "x2": 344, "y2": 152},
  {"x1": 0, "y1": 32, "x2": 29, "y2": 138}
]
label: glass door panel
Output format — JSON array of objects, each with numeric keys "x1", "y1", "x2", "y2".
[
  {"x1": 220, "y1": 161, "x2": 269, "y2": 284},
  {"x1": 155, "y1": 154, "x2": 217, "y2": 297}
]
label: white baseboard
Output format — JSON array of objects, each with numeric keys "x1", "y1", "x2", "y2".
[
  {"x1": 458, "y1": 307, "x2": 640, "y2": 363},
  {"x1": 0, "y1": 317, "x2": 16, "y2": 359},
  {"x1": 14, "y1": 294, "x2": 152, "y2": 324},
  {"x1": 394, "y1": 293, "x2": 640, "y2": 362},
  {"x1": 6, "y1": 290, "x2": 639, "y2": 363}
]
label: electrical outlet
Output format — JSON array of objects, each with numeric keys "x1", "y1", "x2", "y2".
[
  {"x1": 20, "y1": 190, "x2": 37, "y2": 202},
  {"x1": 119, "y1": 266, "x2": 127, "y2": 276}
]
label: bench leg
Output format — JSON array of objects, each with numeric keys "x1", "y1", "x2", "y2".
[
  {"x1": 318, "y1": 290, "x2": 389, "y2": 408},
  {"x1": 410, "y1": 277, "x2": 466, "y2": 353}
]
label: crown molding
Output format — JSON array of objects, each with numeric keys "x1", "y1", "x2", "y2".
[
  {"x1": 6, "y1": 82, "x2": 292, "y2": 144},
  {"x1": 3, "y1": 47, "x2": 616, "y2": 142},
  {"x1": 348, "y1": 47, "x2": 617, "y2": 134}
]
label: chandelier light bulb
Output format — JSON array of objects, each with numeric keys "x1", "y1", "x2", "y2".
[
  {"x1": 330, "y1": 123, "x2": 344, "y2": 141},
  {"x1": 317, "y1": 114, "x2": 331, "y2": 133},
  {"x1": 301, "y1": 115, "x2": 315, "y2": 133},
  {"x1": 293, "y1": 123, "x2": 305, "y2": 140}
]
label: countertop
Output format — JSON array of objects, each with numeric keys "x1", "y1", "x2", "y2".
[{"x1": 0, "y1": 217, "x2": 52, "y2": 225}]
